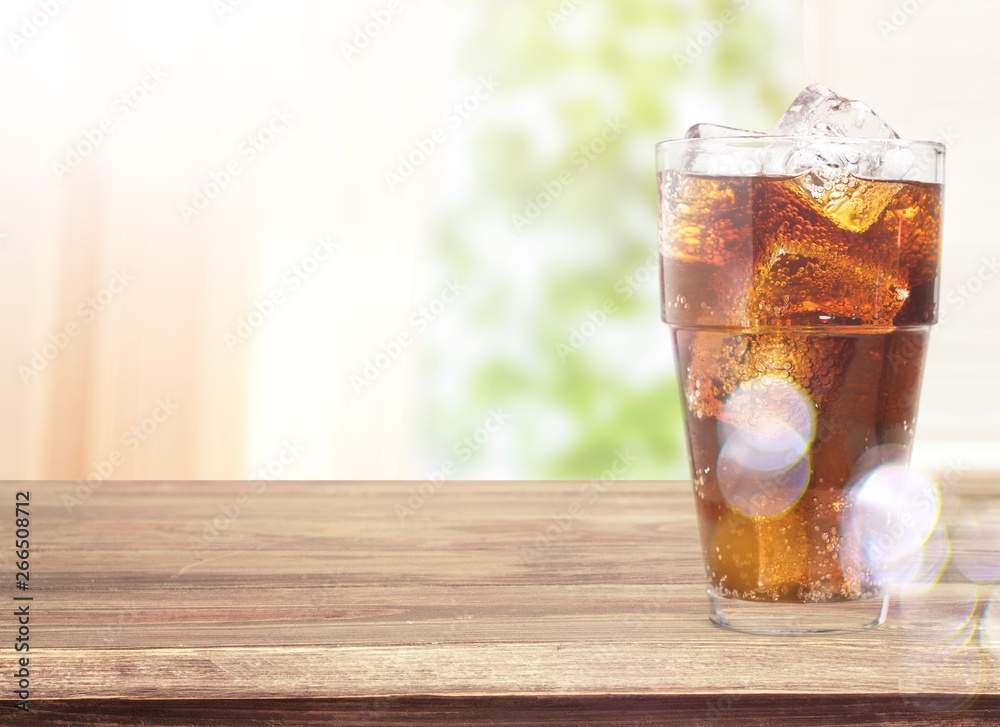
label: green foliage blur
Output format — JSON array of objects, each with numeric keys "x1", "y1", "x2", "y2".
[{"x1": 420, "y1": 0, "x2": 800, "y2": 480}]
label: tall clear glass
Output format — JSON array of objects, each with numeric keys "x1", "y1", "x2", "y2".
[{"x1": 657, "y1": 137, "x2": 945, "y2": 633}]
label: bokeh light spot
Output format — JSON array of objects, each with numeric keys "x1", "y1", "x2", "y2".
[
  {"x1": 716, "y1": 376, "x2": 814, "y2": 517},
  {"x1": 842, "y1": 460, "x2": 941, "y2": 589},
  {"x1": 982, "y1": 589, "x2": 999, "y2": 655},
  {"x1": 950, "y1": 507, "x2": 1000, "y2": 583}
]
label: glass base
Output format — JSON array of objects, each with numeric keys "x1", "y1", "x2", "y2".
[{"x1": 707, "y1": 588, "x2": 889, "y2": 634}]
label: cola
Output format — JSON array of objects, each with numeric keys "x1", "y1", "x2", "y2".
[{"x1": 659, "y1": 167, "x2": 943, "y2": 604}]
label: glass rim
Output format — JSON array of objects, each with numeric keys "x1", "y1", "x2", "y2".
[{"x1": 655, "y1": 135, "x2": 946, "y2": 153}]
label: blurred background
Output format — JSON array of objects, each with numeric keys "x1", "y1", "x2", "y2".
[{"x1": 0, "y1": 0, "x2": 997, "y2": 481}]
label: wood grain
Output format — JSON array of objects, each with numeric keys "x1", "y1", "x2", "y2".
[
  {"x1": 1, "y1": 480, "x2": 998, "y2": 725},
  {"x1": 10, "y1": 696, "x2": 1000, "y2": 727}
]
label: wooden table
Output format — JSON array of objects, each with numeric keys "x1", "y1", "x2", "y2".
[{"x1": 3, "y1": 480, "x2": 998, "y2": 725}]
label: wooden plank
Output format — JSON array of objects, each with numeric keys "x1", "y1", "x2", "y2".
[
  {"x1": 6, "y1": 696, "x2": 1000, "y2": 726},
  {"x1": 1, "y1": 481, "x2": 997, "y2": 710}
]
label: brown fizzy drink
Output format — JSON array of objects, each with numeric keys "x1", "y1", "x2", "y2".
[{"x1": 659, "y1": 170, "x2": 942, "y2": 603}]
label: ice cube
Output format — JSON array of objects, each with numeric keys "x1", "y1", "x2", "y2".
[
  {"x1": 786, "y1": 165, "x2": 902, "y2": 233},
  {"x1": 764, "y1": 84, "x2": 915, "y2": 180},
  {"x1": 868, "y1": 182, "x2": 943, "y2": 288},
  {"x1": 680, "y1": 124, "x2": 765, "y2": 175},
  {"x1": 683, "y1": 331, "x2": 748, "y2": 420},
  {"x1": 772, "y1": 84, "x2": 899, "y2": 139},
  {"x1": 711, "y1": 508, "x2": 809, "y2": 599},
  {"x1": 752, "y1": 234, "x2": 909, "y2": 325},
  {"x1": 685, "y1": 123, "x2": 765, "y2": 139},
  {"x1": 750, "y1": 176, "x2": 910, "y2": 324},
  {"x1": 658, "y1": 172, "x2": 752, "y2": 265}
]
